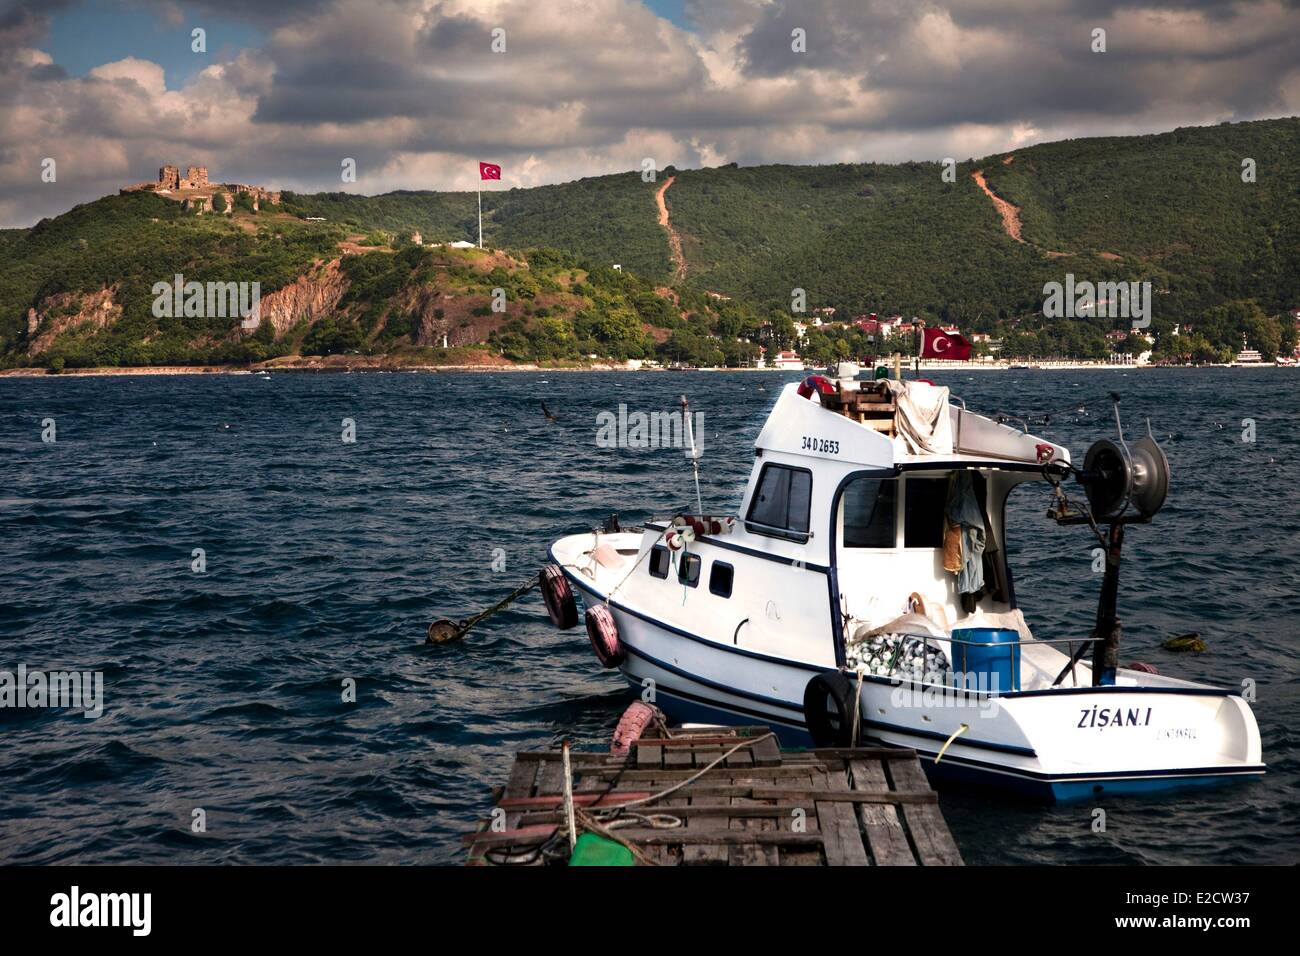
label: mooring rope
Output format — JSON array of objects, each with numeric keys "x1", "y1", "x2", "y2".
[
  {"x1": 934, "y1": 723, "x2": 970, "y2": 763},
  {"x1": 485, "y1": 731, "x2": 778, "y2": 866}
]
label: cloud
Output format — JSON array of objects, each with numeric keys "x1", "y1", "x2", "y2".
[{"x1": 0, "y1": 0, "x2": 1298, "y2": 226}]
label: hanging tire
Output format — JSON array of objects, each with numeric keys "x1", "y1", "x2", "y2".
[
  {"x1": 611, "y1": 701, "x2": 662, "y2": 755},
  {"x1": 539, "y1": 564, "x2": 578, "y2": 630},
  {"x1": 803, "y1": 671, "x2": 857, "y2": 747},
  {"x1": 585, "y1": 604, "x2": 625, "y2": 668}
]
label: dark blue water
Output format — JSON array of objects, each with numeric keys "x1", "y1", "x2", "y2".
[{"x1": 1, "y1": 368, "x2": 1296, "y2": 864}]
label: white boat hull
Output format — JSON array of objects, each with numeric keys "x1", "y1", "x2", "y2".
[{"x1": 554, "y1": 550, "x2": 1264, "y2": 802}]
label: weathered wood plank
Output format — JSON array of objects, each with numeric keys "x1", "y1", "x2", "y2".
[
  {"x1": 681, "y1": 767, "x2": 731, "y2": 865},
  {"x1": 572, "y1": 764, "x2": 820, "y2": 781},
  {"x1": 663, "y1": 746, "x2": 693, "y2": 770},
  {"x1": 748, "y1": 788, "x2": 938, "y2": 804},
  {"x1": 723, "y1": 747, "x2": 754, "y2": 769},
  {"x1": 501, "y1": 756, "x2": 537, "y2": 831},
  {"x1": 751, "y1": 734, "x2": 782, "y2": 767},
  {"x1": 813, "y1": 747, "x2": 918, "y2": 760},
  {"x1": 848, "y1": 758, "x2": 916, "y2": 867},
  {"x1": 497, "y1": 791, "x2": 652, "y2": 810},
  {"x1": 635, "y1": 742, "x2": 664, "y2": 769},
  {"x1": 534, "y1": 758, "x2": 564, "y2": 798},
  {"x1": 815, "y1": 766, "x2": 870, "y2": 866},
  {"x1": 888, "y1": 759, "x2": 964, "y2": 866}
]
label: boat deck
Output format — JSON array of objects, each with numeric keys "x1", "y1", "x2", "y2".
[{"x1": 465, "y1": 724, "x2": 963, "y2": 866}]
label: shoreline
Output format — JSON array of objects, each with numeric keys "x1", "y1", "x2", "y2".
[{"x1": 0, "y1": 360, "x2": 1289, "y2": 379}]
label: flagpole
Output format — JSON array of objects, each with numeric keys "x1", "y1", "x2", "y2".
[{"x1": 477, "y1": 189, "x2": 482, "y2": 249}]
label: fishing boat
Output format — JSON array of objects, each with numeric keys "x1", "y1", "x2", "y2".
[{"x1": 541, "y1": 366, "x2": 1264, "y2": 800}]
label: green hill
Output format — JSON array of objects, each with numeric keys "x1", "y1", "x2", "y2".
[
  {"x1": 2, "y1": 117, "x2": 1297, "y2": 369},
  {"x1": 0, "y1": 190, "x2": 752, "y2": 370}
]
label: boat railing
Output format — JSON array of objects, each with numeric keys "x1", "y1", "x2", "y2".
[{"x1": 852, "y1": 632, "x2": 1098, "y2": 694}]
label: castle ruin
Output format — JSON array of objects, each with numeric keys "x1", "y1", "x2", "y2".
[
  {"x1": 122, "y1": 164, "x2": 279, "y2": 210},
  {"x1": 180, "y1": 165, "x2": 209, "y2": 190}
]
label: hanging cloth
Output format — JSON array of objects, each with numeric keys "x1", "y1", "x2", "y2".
[
  {"x1": 945, "y1": 471, "x2": 986, "y2": 595},
  {"x1": 883, "y1": 380, "x2": 954, "y2": 455}
]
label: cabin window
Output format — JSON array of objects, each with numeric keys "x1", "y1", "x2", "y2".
[
  {"x1": 678, "y1": 553, "x2": 701, "y2": 587},
  {"x1": 904, "y1": 476, "x2": 948, "y2": 548},
  {"x1": 842, "y1": 476, "x2": 897, "y2": 548},
  {"x1": 649, "y1": 545, "x2": 670, "y2": 578},
  {"x1": 709, "y1": 561, "x2": 734, "y2": 598},
  {"x1": 746, "y1": 464, "x2": 812, "y2": 542}
]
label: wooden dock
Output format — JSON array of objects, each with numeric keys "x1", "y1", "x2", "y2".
[{"x1": 465, "y1": 724, "x2": 962, "y2": 866}]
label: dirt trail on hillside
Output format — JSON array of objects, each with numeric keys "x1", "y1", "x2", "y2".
[
  {"x1": 655, "y1": 175, "x2": 687, "y2": 281},
  {"x1": 971, "y1": 169, "x2": 1098, "y2": 259},
  {"x1": 971, "y1": 169, "x2": 1024, "y2": 243}
]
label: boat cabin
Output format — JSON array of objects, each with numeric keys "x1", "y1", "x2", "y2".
[{"x1": 632, "y1": 374, "x2": 1070, "y2": 676}]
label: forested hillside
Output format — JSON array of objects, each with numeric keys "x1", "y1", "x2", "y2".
[
  {"x1": 0, "y1": 190, "x2": 751, "y2": 370},
  {"x1": 2, "y1": 117, "x2": 1297, "y2": 369}
]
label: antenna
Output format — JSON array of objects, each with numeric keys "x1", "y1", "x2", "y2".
[
  {"x1": 1108, "y1": 391, "x2": 1126, "y2": 449},
  {"x1": 681, "y1": 394, "x2": 704, "y2": 516}
]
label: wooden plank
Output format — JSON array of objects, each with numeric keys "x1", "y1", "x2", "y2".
[
  {"x1": 467, "y1": 756, "x2": 540, "y2": 864},
  {"x1": 497, "y1": 791, "x2": 652, "y2": 809},
  {"x1": 681, "y1": 766, "x2": 731, "y2": 865},
  {"x1": 463, "y1": 824, "x2": 560, "y2": 847},
  {"x1": 729, "y1": 843, "x2": 775, "y2": 866},
  {"x1": 888, "y1": 759, "x2": 964, "y2": 866},
  {"x1": 723, "y1": 747, "x2": 754, "y2": 769},
  {"x1": 751, "y1": 734, "x2": 782, "y2": 767},
  {"x1": 572, "y1": 764, "x2": 819, "y2": 781},
  {"x1": 618, "y1": 830, "x2": 826, "y2": 847},
  {"x1": 635, "y1": 742, "x2": 663, "y2": 769},
  {"x1": 577, "y1": 779, "x2": 931, "y2": 800},
  {"x1": 815, "y1": 767, "x2": 870, "y2": 866},
  {"x1": 633, "y1": 735, "x2": 760, "y2": 748},
  {"x1": 514, "y1": 751, "x2": 622, "y2": 764},
  {"x1": 748, "y1": 788, "x2": 938, "y2": 804},
  {"x1": 514, "y1": 802, "x2": 815, "y2": 824},
  {"x1": 534, "y1": 758, "x2": 564, "y2": 798},
  {"x1": 848, "y1": 758, "x2": 916, "y2": 867},
  {"x1": 813, "y1": 747, "x2": 918, "y2": 759},
  {"x1": 663, "y1": 745, "x2": 693, "y2": 770},
  {"x1": 501, "y1": 756, "x2": 537, "y2": 828},
  {"x1": 729, "y1": 780, "x2": 780, "y2": 865}
]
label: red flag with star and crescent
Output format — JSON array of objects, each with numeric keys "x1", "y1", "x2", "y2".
[
  {"x1": 479, "y1": 162, "x2": 501, "y2": 181},
  {"x1": 920, "y1": 327, "x2": 972, "y2": 360}
]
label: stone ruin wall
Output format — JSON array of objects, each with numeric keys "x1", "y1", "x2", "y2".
[{"x1": 120, "y1": 165, "x2": 279, "y2": 206}]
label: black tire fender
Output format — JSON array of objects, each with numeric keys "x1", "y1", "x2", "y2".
[{"x1": 803, "y1": 671, "x2": 858, "y2": 747}]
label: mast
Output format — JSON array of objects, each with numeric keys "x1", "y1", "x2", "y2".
[{"x1": 682, "y1": 395, "x2": 704, "y2": 516}]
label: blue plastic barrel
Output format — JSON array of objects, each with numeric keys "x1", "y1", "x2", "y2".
[{"x1": 951, "y1": 627, "x2": 1020, "y2": 694}]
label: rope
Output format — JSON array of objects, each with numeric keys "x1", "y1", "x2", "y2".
[
  {"x1": 850, "y1": 669, "x2": 865, "y2": 747},
  {"x1": 604, "y1": 525, "x2": 670, "y2": 605},
  {"x1": 486, "y1": 732, "x2": 774, "y2": 867},
  {"x1": 445, "y1": 576, "x2": 540, "y2": 639},
  {"x1": 935, "y1": 723, "x2": 969, "y2": 763},
  {"x1": 612, "y1": 732, "x2": 776, "y2": 811}
]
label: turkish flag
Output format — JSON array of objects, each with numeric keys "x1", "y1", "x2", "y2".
[
  {"x1": 920, "y1": 328, "x2": 972, "y2": 360},
  {"x1": 479, "y1": 162, "x2": 501, "y2": 181}
]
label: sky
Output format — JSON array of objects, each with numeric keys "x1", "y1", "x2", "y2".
[{"x1": 1, "y1": 0, "x2": 1298, "y2": 227}]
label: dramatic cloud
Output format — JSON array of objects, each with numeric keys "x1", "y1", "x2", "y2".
[{"x1": 1, "y1": 0, "x2": 1298, "y2": 226}]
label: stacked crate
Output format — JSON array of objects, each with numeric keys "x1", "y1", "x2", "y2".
[{"x1": 820, "y1": 381, "x2": 898, "y2": 436}]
